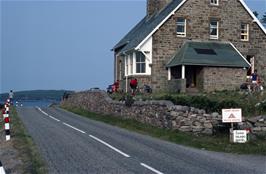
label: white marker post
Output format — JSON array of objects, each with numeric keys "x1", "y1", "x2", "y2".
[
  {"x1": 0, "y1": 161, "x2": 6, "y2": 174},
  {"x1": 222, "y1": 108, "x2": 242, "y2": 143}
]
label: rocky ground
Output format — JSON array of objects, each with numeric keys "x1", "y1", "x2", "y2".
[{"x1": 0, "y1": 121, "x2": 23, "y2": 174}]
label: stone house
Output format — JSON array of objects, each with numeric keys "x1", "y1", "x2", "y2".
[{"x1": 113, "y1": 0, "x2": 266, "y2": 93}]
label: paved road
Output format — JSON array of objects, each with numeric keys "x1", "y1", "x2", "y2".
[{"x1": 16, "y1": 107, "x2": 266, "y2": 174}]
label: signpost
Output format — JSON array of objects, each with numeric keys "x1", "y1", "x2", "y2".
[
  {"x1": 222, "y1": 108, "x2": 247, "y2": 143},
  {"x1": 222, "y1": 109, "x2": 242, "y2": 123}
]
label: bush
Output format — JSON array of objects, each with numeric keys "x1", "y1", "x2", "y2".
[
  {"x1": 255, "y1": 100, "x2": 266, "y2": 114},
  {"x1": 124, "y1": 94, "x2": 134, "y2": 107}
]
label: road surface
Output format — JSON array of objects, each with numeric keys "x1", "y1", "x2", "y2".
[{"x1": 16, "y1": 107, "x2": 266, "y2": 174}]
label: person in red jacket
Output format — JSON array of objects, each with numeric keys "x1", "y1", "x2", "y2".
[
  {"x1": 130, "y1": 78, "x2": 138, "y2": 95},
  {"x1": 114, "y1": 80, "x2": 120, "y2": 92}
]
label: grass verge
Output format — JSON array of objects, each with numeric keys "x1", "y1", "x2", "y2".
[
  {"x1": 11, "y1": 107, "x2": 47, "y2": 173},
  {"x1": 62, "y1": 106, "x2": 266, "y2": 155}
]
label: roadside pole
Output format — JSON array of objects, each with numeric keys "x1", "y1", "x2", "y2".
[
  {"x1": 3, "y1": 99, "x2": 11, "y2": 141},
  {"x1": 0, "y1": 161, "x2": 6, "y2": 174}
]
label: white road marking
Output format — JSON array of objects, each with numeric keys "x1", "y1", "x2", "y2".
[
  {"x1": 36, "y1": 107, "x2": 48, "y2": 116},
  {"x1": 140, "y1": 163, "x2": 164, "y2": 174},
  {"x1": 63, "y1": 122, "x2": 86, "y2": 134},
  {"x1": 89, "y1": 134, "x2": 130, "y2": 158},
  {"x1": 49, "y1": 116, "x2": 60, "y2": 122},
  {"x1": 36, "y1": 107, "x2": 60, "y2": 122}
]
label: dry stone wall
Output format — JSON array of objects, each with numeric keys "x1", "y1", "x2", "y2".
[{"x1": 61, "y1": 91, "x2": 266, "y2": 137}]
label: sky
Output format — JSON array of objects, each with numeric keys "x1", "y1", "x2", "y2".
[{"x1": 0, "y1": 0, "x2": 265, "y2": 93}]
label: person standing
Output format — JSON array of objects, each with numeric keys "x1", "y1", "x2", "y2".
[
  {"x1": 130, "y1": 78, "x2": 138, "y2": 95},
  {"x1": 9, "y1": 90, "x2": 14, "y2": 104},
  {"x1": 251, "y1": 70, "x2": 258, "y2": 84}
]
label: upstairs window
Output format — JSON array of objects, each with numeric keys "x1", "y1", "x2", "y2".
[
  {"x1": 136, "y1": 52, "x2": 146, "y2": 73},
  {"x1": 176, "y1": 18, "x2": 186, "y2": 37},
  {"x1": 210, "y1": 0, "x2": 219, "y2": 5},
  {"x1": 210, "y1": 20, "x2": 219, "y2": 39},
  {"x1": 241, "y1": 23, "x2": 249, "y2": 41}
]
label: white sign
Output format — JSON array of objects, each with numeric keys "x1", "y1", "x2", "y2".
[
  {"x1": 222, "y1": 108, "x2": 242, "y2": 123},
  {"x1": 233, "y1": 130, "x2": 247, "y2": 143}
]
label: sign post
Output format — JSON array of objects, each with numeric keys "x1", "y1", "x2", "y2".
[{"x1": 222, "y1": 108, "x2": 243, "y2": 143}]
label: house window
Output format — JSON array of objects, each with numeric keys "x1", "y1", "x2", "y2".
[
  {"x1": 176, "y1": 18, "x2": 186, "y2": 37},
  {"x1": 136, "y1": 52, "x2": 146, "y2": 73},
  {"x1": 241, "y1": 23, "x2": 249, "y2": 41},
  {"x1": 210, "y1": 20, "x2": 219, "y2": 39},
  {"x1": 210, "y1": 0, "x2": 219, "y2": 5}
]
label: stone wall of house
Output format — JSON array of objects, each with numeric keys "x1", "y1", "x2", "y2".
[
  {"x1": 61, "y1": 91, "x2": 266, "y2": 137},
  {"x1": 150, "y1": 0, "x2": 266, "y2": 91},
  {"x1": 202, "y1": 67, "x2": 247, "y2": 92}
]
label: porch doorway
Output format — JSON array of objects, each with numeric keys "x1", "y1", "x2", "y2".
[{"x1": 185, "y1": 66, "x2": 202, "y2": 89}]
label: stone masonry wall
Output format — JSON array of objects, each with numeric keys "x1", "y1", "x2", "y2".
[
  {"x1": 61, "y1": 91, "x2": 266, "y2": 137},
  {"x1": 149, "y1": 0, "x2": 266, "y2": 91},
  {"x1": 202, "y1": 67, "x2": 246, "y2": 92}
]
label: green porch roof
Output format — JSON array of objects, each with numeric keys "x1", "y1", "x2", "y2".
[{"x1": 166, "y1": 41, "x2": 250, "y2": 68}]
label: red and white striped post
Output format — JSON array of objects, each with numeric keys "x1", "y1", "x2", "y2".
[
  {"x1": 0, "y1": 160, "x2": 6, "y2": 174},
  {"x1": 3, "y1": 100, "x2": 11, "y2": 141}
]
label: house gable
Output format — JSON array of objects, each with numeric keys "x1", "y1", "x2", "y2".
[
  {"x1": 113, "y1": 0, "x2": 266, "y2": 54},
  {"x1": 113, "y1": 0, "x2": 266, "y2": 92}
]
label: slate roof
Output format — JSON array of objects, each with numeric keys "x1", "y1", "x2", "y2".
[
  {"x1": 113, "y1": 0, "x2": 183, "y2": 53},
  {"x1": 166, "y1": 41, "x2": 250, "y2": 68},
  {"x1": 113, "y1": 0, "x2": 265, "y2": 54}
]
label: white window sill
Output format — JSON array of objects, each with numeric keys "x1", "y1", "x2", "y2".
[
  {"x1": 210, "y1": 36, "x2": 218, "y2": 40},
  {"x1": 176, "y1": 34, "x2": 186, "y2": 37},
  {"x1": 126, "y1": 74, "x2": 151, "y2": 76}
]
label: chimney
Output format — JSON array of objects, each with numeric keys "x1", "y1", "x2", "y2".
[{"x1": 147, "y1": 0, "x2": 172, "y2": 17}]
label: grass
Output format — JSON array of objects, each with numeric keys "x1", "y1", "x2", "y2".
[
  {"x1": 62, "y1": 106, "x2": 266, "y2": 155},
  {"x1": 11, "y1": 107, "x2": 47, "y2": 174}
]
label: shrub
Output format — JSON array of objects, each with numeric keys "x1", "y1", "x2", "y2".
[{"x1": 255, "y1": 100, "x2": 266, "y2": 114}]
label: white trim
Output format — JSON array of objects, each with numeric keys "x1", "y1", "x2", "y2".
[
  {"x1": 229, "y1": 42, "x2": 251, "y2": 67},
  {"x1": 239, "y1": 0, "x2": 266, "y2": 35},
  {"x1": 210, "y1": 20, "x2": 219, "y2": 40},
  {"x1": 210, "y1": 0, "x2": 219, "y2": 6},
  {"x1": 135, "y1": 0, "x2": 265, "y2": 51},
  {"x1": 176, "y1": 18, "x2": 186, "y2": 37},
  {"x1": 240, "y1": 23, "x2": 249, "y2": 41},
  {"x1": 168, "y1": 68, "x2": 171, "y2": 80},
  {"x1": 182, "y1": 65, "x2": 185, "y2": 79},
  {"x1": 136, "y1": 0, "x2": 187, "y2": 50}
]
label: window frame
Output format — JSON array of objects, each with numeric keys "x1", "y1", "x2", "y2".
[
  {"x1": 241, "y1": 23, "x2": 249, "y2": 41},
  {"x1": 136, "y1": 52, "x2": 146, "y2": 74},
  {"x1": 210, "y1": 20, "x2": 219, "y2": 39},
  {"x1": 210, "y1": 0, "x2": 219, "y2": 6},
  {"x1": 176, "y1": 17, "x2": 186, "y2": 37}
]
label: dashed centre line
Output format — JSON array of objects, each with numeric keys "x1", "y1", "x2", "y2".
[
  {"x1": 140, "y1": 163, "x2": 164, "y2": 174},
  {"x1": 63, "y1": 122, "x2": 86, "y2": 134},
  {"x1": 89, "y1": 134, "x2": 130, "y2": 158},
  {"x1": 36, "y1": 107, "x2": 61, "y2": 122},
  {"x1": 49, "y1": 115, "x2": 60, "y2": 122},
  {"x1": 36, "y1": 107, "x2": 164, "y2": 173}
]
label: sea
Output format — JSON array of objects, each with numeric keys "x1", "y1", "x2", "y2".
[{"x1": 0, "y1": 100, "x2": 60, "y2": 108}]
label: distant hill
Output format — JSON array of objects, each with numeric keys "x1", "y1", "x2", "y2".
[{"x1": 0, "y1": 90, "x2": 74, "y2": 101}]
